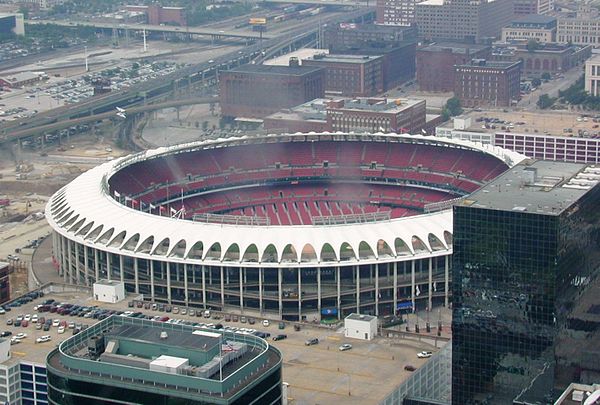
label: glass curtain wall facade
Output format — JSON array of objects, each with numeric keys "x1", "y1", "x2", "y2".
[{"x1": 451, "y1": 185, "x2": 600, "y2": 404}]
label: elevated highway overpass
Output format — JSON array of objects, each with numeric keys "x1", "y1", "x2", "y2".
[{"x1": 27, "y1": 19, "x2": 271, "y2": 40}]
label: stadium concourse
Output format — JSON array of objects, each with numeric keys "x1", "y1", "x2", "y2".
[{"x1": 46, "y1": 133, "x2": 526, "y2": 321}]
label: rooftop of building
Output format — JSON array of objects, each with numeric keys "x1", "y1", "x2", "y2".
[
  {"x1": 460, "y1": 160, "x2": 600, "y2": 215},
  {"x1": 0, "y1": 71, "x2": 43, "y2": 83},
  {"x1": 587, "y1": 54, "x2": 600, "y2": 64},
  {"x1": 418, "y1": 42, "x2": 490, "y2": 54},
  {"x1": 456, "y1": 59, "x2": 521, "y2": 70},
  {"x1": 223, "y1": 64, "x2": 324, "y2": 76},
  {"x1": 327, "y1": 23, "x2": 414, "y2": 33},
  {"x1": 555, "y1": 383, "x2": 600, "y2": 405},
  {"x1": 303, "y1": 53, "x2": 383, "y2": 64},
  {"x1": 508, "y1": 14, "x2": 557, "y2": 26},
  {"x1": 265, "y1": 97, "x2": 425, "y2": 123},
  {"x1": 346, "y1": 313, "x2": 377, "y2": 322},
  {"x1": 492, "y1": 42, "x2": 590, "y2": 55},
  {"x1": 48, "y1": 314, "x2": 281, "y2": 401},
  {"x1": 263, "y1": 48, "x2": 329, "y2": 67}
]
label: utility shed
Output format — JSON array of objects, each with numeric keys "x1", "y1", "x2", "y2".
[
  {"x1": 150, "y1": 355, "x2": 189, "y2": 374},
  {"x1": 93, "y1": 280, "x2": 125, "y2": 303},
  {"x1": 344, "y1": 313, "x2": 378, "y2": 340}
]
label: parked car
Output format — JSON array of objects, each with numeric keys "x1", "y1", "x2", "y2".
[
  {"x1": 339, "y1": 343, "x2": 353, "y2": 351},
  {"x1": 404, "y1": 365, "x2": 416, "y2": 372},
  {"x1": 262, "y1": 319, "x2": 270, "y2": 327},
  {"x1": 57, "y1": 326, "x2": 65, "y2": 334},
  {"x1": 417, "y1": 351, "x2": 433, "y2": 359},
  {"x1": 36, "y1": 335, "x2": 51, "y2": 343},
  {"x1": 272, "y1": 334, "x2": 287, "y2": 341},
  {"x1": 278, "y1": 322, "x2": 285, "y2": 329},
  {"x1": 305, "y1": 338, "x2": 319, "y2": 346}
]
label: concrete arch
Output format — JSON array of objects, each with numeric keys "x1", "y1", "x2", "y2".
[
  {"x1": 122, "y1": 233, "x2": 140, "y2": 251},
  {"x1": 97, "y1": 228, "x2": 114, "y2": 245},
  {"x1": 223, "y1": 243, "x2": 240, "y2": 262},
  {"x1": 339, "y1": 242, "x2": 356, "y2": 261},
  {"x1": 262, "y1": 244, "x2": 278, "y2": 263},
  {"x1": 69, "y1": 217, "x2": 86, "y2": 233},
  {"x1": 443, "y1": 231, "x2": 453, "y2": 247},
  {"x1": 152, "y1": 238, "x2": 170, "y2": 256},
  {"x1": 319, "y1": 243, "x2": 337, "y2": 262},
  {"x1": 63, "y1": 214, "x2": 80, "y2": 229},
  {"x1": 187, "y1": 241, "x2": 204, "y2": 260},
  {"x1": 394, "y1": 237, "x2": 412, "y2": 255},
  {"x1": 377, "y1": 239, "x2": 395, "y2": 258},
  {"x1": 411, "y1": 235, "x2": 429, "y2": 253},
  {"x1": 57, "y1": 210, "x2": 74, "y2": 225},
  {"x1": 300, "y1": 244, "x2": 318, "y2": 263},
  {"x1": 108, "y1": 230, "x2": 127, "y2": 248},
  {"x1": 76, "y1": 221, "x2": 94, "y2": 237},
  {"x1": 136, "y1": 235, "x2": 154, "y2": 254},
  {"x1": 169, "y1": 239, "x2": 187, "y2": 258},
  {"x1": 241, "y1": 244, "x2": 259, "y2": 263},
  {"x1": 204, "y1": 242, "x2": 221, "y2": 260},
  {"x1": 281, "y1": 244, "x2": 298, "y2": 262},
  {"x1": 85, "y1": 225, "x2": 104, "y2": 241},
  {"x1": 358, "y1": 241, "x2": 376, "y2": 260},
  {"x1": 428, "y1": 233, "x2": 446, "y2": 251}
]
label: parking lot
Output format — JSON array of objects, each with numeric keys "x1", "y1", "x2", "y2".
[{"x1": 2, "y1": 289, "x2": 438, "y2": 404}]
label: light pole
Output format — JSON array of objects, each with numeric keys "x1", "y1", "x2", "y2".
[{"x1": 84, "y1": 46, "x2": 89, "y2": 72}]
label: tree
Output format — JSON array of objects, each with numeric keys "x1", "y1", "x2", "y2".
[
  {"x1": 445, "y1": 97, "x2": 463, "y2": 116},
  {"x1": 537, "y1": 94, "x2": 555, "y2": 109},
  {"x1": 527, "y1": 39, "x2": 541, "y2": 52}
]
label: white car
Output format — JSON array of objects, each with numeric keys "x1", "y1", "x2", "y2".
[
  {"x1": 417, "y1": 351, "x2": 433, "y2": 359},
  {"x1": 36, "y1": 335, "x2": 51, "y2": 343},
  {"x1": 262, "y1": 319, "x2": 270, "y2": 327},
  {"x1": 57, "y1": 326, "x2": 65, "y2": 334},
  {"x1": 24, "y1": 314, "x2": 31, "y2": 322},
  {"x1": 31, "y1": 315, "x2": 38, "y2": 323},
  {"x1": 339, "y1": 343, "x2": 353, "y2": 351},
  {"x1": 15, "y1": 333, "x2": 27, "y2": 340},
  {"x1": 52, "y1": 319, "x2": 60, "y2": 327}
]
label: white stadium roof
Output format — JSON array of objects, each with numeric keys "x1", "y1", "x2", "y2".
[{"x1": 46, "y1": 133, "x2": 527, "y2": 268}]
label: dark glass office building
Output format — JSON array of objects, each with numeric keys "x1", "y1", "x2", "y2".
[{"x1": 451, "y1": 161, "x2": 600, "y2": 404}]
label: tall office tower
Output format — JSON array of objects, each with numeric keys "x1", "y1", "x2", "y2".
[
  {"x1": 376, "y1": 0, "x2": 425, "y2": 26},
  {"x1": 513, "y1": 0, "x2": 554, "y2": 16},
  {"x1": 452, "y1": 161, "x2": 600, "y2": 404},
  {"x1": 415, "y1": 0, "x2": 515, "y2": 43}
]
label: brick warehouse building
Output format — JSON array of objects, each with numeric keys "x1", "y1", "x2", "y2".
[
  {"x1": 491, "y1": 43, "x2": 592, "y2": 76},
  {"x1": 417, "y1": 43, "x2": 491, "y2": 92},
  {"x1": 454, "y1": 59, "x2": 522, "y2": 108},
  {"x1": 219, "y1": 64, "x2": 325, "y2": 119},
  {"x1": 302, "y1": 54, "x2": 384, "y2": 97}
]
